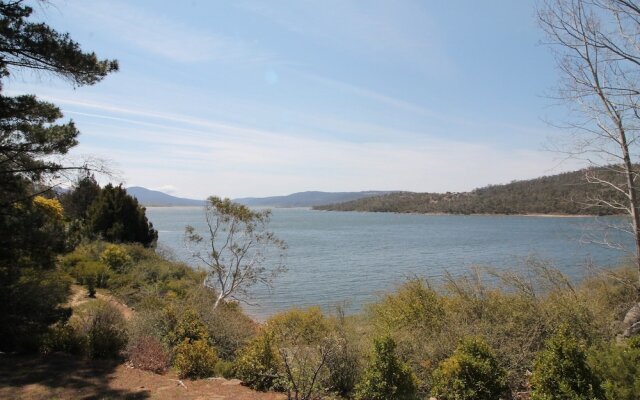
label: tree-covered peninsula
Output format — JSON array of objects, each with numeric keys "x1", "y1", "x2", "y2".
[{"x1": 314, "y1": 166, "x2": 628, "y2": 215}]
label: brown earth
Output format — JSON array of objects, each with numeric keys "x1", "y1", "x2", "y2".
[
  {"x1": 0, "y1": 286, "x2": 284, "y2": 399},
  {"x1": 0, "y1": 353, "x2": 286, "y2": 400},
  {"x1": 67, "y1": 285, "x2": 134, "y2": 320}
]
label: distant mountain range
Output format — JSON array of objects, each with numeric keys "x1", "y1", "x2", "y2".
[
  {"x1": 233, "y1": 191, "x2": 394, "y2": 207},
  {"x1": 126, "y1": 187, "x2": 393, "y2": 208},
  {"x1": 126, "y1": 187, "x2": 205, "y2": 206},
  {"x1": 126, "y1": 166, "x2": 625, "y2": 215}
]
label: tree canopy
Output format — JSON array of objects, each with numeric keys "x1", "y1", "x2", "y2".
[
  {"x1": 86, "y1": 184, "x2": 158, "y2": 247},
  {"x1": 0, "y1": 0, "x2": 118, "y2": 351}
]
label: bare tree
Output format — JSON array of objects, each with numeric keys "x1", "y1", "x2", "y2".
[
  {"x1": 185, "y1": 196, "x2": 286, "y2": 309},
  {"x1": 538, "y1": 0, "x2": 640, "y2": 285}
]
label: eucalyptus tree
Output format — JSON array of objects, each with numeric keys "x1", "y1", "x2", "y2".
[{"x1": 185, "y1": 196, "x2": 287, "y2": 309}]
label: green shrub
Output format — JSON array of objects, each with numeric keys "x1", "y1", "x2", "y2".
[
  {"x1": 354, "y1": 336, "x2": 417, "y2": 400},
  {"x1": 100, "y1": 244, "x2": 132, "y2": 273},
  {"x1": 76, "y1": 300, "x2": 127, "y2": 359},
  {"x1": 531, "y1": 326, "x2": 604, "y2": 400},
  {"x1": 73, "y1": 260, "x2": 111, "y2": 294},
  {"x1": 174, "y1": 339, "x2": 218, "y2": 379},
  {"x1": 0, "y1": 267, "x2": 72, "y2": 352},
  {"x1": 430, "y1": 337, "x2": 508, "y2": 400},
  {"x1": 589, "y1": 337, "x2": 640, "y2": 400},
  {"x1": 268, "y1": 307, "x2": 335, "y2": 399},
  {"x1": 323, "y1": 309, "x2": 362, "y2": 397},
  {"x1": 165, "y1": 307, "x2": 209, "y2": 347},
  {"x1": 214, "y1": 359, "x2": 235, "y2": 379},
  {"x1": 234, "y1": 331, "x2": 283, "y2": 391},
  {"x1": 40, "y1": 322, "x2": 87, "y2": 356},
  {"x1": 196, "y1": 296, "x2": 257, "y2": 360}
]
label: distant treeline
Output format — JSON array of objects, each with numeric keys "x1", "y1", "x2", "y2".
[{"x1": 314, "y1": 167, "x2": 628, "y2": 215}]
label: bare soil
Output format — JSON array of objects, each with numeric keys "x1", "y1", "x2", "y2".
[
  {"x1": 67, "y1": 285, "x2": 134, "y2": 320},
  {"x1": 0, "y1": 353, "x2": 286, "y2": 400},
  {"x1": 0, "y1": 286, "x2": 284, "y2": 399}
]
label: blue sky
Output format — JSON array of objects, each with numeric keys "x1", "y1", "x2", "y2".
[{"x1": 7, "y1": 0, "x2": 578, "y2": 199}]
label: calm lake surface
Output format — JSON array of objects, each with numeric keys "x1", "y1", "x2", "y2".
[{"x1": 146, "y1": 207, "x2": 630, "y2": 320}]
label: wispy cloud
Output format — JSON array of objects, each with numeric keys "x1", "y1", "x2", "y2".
[
  {"x1": 50, "y1": 94, "x2": 576, "y2": 198},
  {"x1": 238, "y1": 0, "x2": 455, "y2": 74},
  {"x1": 66, "y1": 0, "x2": 273, "y2": 64},
  {"x1": 293, "y1": 70, "x2": 440, "y2": 117}
]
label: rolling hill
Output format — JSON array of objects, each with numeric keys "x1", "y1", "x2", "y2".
[
  {"x1": 126, "y1": 187, "x2": 205, "y2": 206},
  {"x1": 233, "y1": 191, "x2": 394, "y2": 207},
  {"x1": 313, "y1": 167, "x2": 628, "y2": 216}
]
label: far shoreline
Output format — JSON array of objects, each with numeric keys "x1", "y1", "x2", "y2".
[{"x1": 311, "y1": 208, "x2": 618, "y2": 218}]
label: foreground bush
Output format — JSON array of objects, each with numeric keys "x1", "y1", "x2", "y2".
[
  {"x1": 269, "y1": 307, "x2": 336, "y2": 400},
  {"x1": 76, "y1": 300, "x2": 127, "y2": 359},
  {"x1": 323, "y1": 310, "x2": 362, "y2": 397},
  {"x1": 0, "y1": 267, "x2": 72, "y2": 352},
  {"x1": 589, "y1": 337, "x2": 640, "y2": 400},
  {"x1": 234, "y1": 331, "x2": 283, "y2": 391},
  {"x1": 354, "y1": 336, "x2": 417, "y2": 400},
  {"x1": 40, "y1": 322, "x2": 87, "y2": 356},
  {"x1": 531, "y1": 326, "x2": 604, "y2": 400},
  {"x1": 430, "y1": 337, "x2": 508, "y2": 400},
  {"x1": 174, "y1": 339, "x2": 218, "y2": 379}
]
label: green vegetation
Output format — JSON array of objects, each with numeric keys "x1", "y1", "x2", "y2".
[
  {"x1": 354, "y1": 336, "x2": 417, "y2": 400},
  {"x1": 4, "y1": 2, "x2": 640, "y2": 399},
  {"x1": 431, "y1": 337, "x2": 508, "y2": 400},
  {"x1": 314, "y1": 167, "x2": 627, "y2": 215},
  {"x1": 234, "y1": 331, "x2": 283, "y2": 391},
  {"x1": 0, "y1": 0, "x2": 118, "y2": 352},
  {"x1": 531, "y1": 326, "x2": 604, "y2": 400},
  {"x1": 86, "y1": 184, "x2": 158, "y2": 247},
  {"x1": 590, "y1": 337, "x2": 640, "y2": 400},
  {"x1": 174, "y1": 339, "x2": 218, "y2": 379}
]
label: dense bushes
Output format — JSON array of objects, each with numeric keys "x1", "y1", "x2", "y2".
[
  {"x1": 234, "y1": 331, "x2": 282, "y2": 391},
  {"x1": 174, "y1": 339, "x2": 218, "y2": 379},
  {"x1": 364, "y1": 260, "x2": 638, "y2": 394},
  {"x1": 354, "y1": 336, "x2": 417, "y2": 400},
  {"x1": 32, "y1": 238, "x2": 640, "y2": 399},
  {"x1": 531, "y1": 326, "x2": 604, "y2": 400},
  {"x1": 590, "y1": 337, "x2": 640, "y2": 400},
  {"x1": 77, "y1": 300, "x2": 128, "y2": 359},
  {"x1": 0, "y1": 196, "x2": 72, "y2": 352},
  {"x1": 234, "y1": 307, "x2": 360, "y2": 399},
  {"x1": 59, "y1": 242, "x2": 205, "y2": 308},
  {"x1": 41, "y1": 300, "x2": 127, "y2": 360},
  {"x1": 430, "y1": 337, "x2": 508, "y2": 400}
]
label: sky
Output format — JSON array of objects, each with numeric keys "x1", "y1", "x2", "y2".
[{"x1": 6, "y1": 0, "x2": 579, "y2": 199}]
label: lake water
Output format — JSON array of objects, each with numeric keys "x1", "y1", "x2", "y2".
[{"x1": 146, "y1": 207, "x2": 631, "y2": 320}]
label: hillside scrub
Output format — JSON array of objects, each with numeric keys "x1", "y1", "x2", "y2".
[
  {"x1": 34, "y1": 240, "x2": 640, "y2": 398},
  {"x1": 430, "y1": 337, "x2": 508, "y2": 400},
  {"x1": 364, "y1": 260, "x2": 637, "y2": 395},
  {"x1": 313, "y1": 166, "x2": 629, "y2": 215}
]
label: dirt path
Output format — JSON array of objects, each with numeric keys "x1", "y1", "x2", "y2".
[
  {"x1": 67, "y1": 284, "x2": 134, "y2": 320},
  {"x1": 0, "y1": 287, "x2": 285, "y2": 399},
  {"x1": 0, "y1": 353, "x2": 286, "y2": 400}
]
